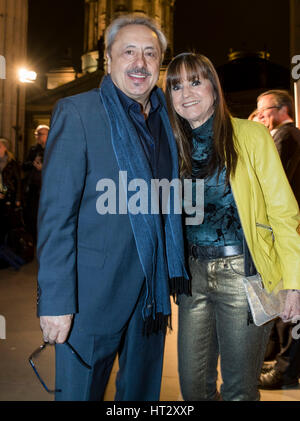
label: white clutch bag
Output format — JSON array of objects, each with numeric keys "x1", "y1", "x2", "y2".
[{"x1": 243, "y1": 275, "x2": 286, "y2": 326}]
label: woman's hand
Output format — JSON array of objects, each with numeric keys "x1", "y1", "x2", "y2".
[{"x1": 280, "y1": 290, "x2": 300, "y2": 322}]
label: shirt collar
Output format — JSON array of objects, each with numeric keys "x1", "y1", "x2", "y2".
[
  {"x1": 113, "y1": 82, "x2": 161, "y2": 117},
  {"x1": 271, "y1": 119, "x2": 294, "y2": 136},
  {"x1": 279, "y1": 119, "x2": 294, "y2": 127},
  {"x1": 270, "y1": 128, "x2": 278, "y2": 137}
]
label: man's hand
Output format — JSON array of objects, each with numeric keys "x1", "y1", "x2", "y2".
[
  {"x1": 40, "y1": 314, "x2": 73, "y2": 344},
  {"x1": 280, "y1": 290, "x2": 300, "y2": 322},
  {"x1": 33, "y1": 158, "x2": 43, "y2": 171}
]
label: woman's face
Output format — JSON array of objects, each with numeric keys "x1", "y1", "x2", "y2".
[
  {"x1": 0, "y1": 142, "x2": 7, "y2": 158},
  {"x1": 171, "y1": 66, "x2": 215, "y2": 129}
]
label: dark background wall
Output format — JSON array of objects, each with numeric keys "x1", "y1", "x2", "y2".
[{"x1": 28, "y1": 0, "x2": 290, "y2": 74}]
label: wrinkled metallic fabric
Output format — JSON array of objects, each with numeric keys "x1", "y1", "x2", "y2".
[{"x1": 178, "y1": 255, "x2": 272, "y2": 401}]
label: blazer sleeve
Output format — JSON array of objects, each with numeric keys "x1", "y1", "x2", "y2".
[{"x1": 37, "y1": 98, "x2": 87, "y2": 316}]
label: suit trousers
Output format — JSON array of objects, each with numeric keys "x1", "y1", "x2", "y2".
[
  {"x1": 178, "y1": 255, "x2": 272, "y2": 401},
  {"x1": 54, "y1": 282, "x2": 166, "y2": 401},
  {"x1": 265, "y1": 319, "x2": 300, "y2": 380}
]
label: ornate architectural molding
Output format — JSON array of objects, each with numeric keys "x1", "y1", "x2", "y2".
[
  {"x1": 0, "y1": 0, "x2": 28, "y2": 158},
  {"x1": 82, "y1": 0, "x2": 175, "y2": 73}
]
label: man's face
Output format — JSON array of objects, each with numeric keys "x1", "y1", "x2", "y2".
[
  {"x1": 256, "y1": 95, "x2": 283, "y2": 131},
  {"x1": 0, "y1": 142, "x2": 7, "y2": 158},
  {"x1": 107, "y1": 24, "x2": 161, "y2": 106},
  {"x1": 35, "y1": 129, "x2": 49, "y2": 147}
]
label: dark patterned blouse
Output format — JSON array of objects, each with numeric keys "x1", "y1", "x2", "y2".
[{"x1": 185, "y1": 114, "x2": 243, "y2": 247}]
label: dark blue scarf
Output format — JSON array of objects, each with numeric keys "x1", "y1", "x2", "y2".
[{"x1": 100, "y1": 75, "x2": 190, "y2": 333}]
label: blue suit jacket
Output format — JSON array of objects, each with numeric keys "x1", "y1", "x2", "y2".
[{"x1": 37, "y1": 87, "x2": 175, "y2": 335}]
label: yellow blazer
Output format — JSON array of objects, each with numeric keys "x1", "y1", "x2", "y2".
[{"x1": 230, "y1": 118, "x2": 300, "y2": 292}]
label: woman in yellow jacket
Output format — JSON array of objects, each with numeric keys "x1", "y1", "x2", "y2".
[{"x1": 165, "y1": 52, "x2": 300, "y2": 401}]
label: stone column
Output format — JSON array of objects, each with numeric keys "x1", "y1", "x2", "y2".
[
  {"x1": 114, "y1": 0, "x2": 130, "y2": 15},
  {"x1": 0, "y1": 0, "x2": 28, "y2": 161},
  {"x1": 131, "y1": 0, "x2": 149, "y2": 14},
  {"x1": 162, "y1": 0, "x2": 175, "y2": 61},
  {"x1": 82, "y1": 0, "x2": 99, "y2": 73},
  {"x1": 290, "y1": 0, "x2": 300, "y2": 59}
]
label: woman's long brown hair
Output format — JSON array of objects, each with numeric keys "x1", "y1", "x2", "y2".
[{"x1": 165, "y1": 53, "x2": 237, "y2": 184}]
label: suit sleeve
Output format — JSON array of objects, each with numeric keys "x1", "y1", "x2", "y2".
[{"x1": 37, "y1": 98, "x2": 87, "y2": 316}]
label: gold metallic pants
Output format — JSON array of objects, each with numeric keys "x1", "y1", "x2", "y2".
[{"x1": 178, "y1": 255, "x2": 272, "y2": 401}]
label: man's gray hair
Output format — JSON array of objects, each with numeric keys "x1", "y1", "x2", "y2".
[
  {"x1": 105, "y1": 14, "x2": 168, "y2": 61},
  {"x1": 34, "y1": 124, "x2": 50, "y2": 135}
]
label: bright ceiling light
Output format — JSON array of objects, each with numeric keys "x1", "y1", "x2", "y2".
[{"x1": 18, "y1": 68, "x2": 37, "y2": 83}]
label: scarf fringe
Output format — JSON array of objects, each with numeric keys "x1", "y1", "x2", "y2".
[
  {"x1": 169, "y1": 276, "x2": 192, "y2": 304},
  {"x1": 142, "y1": 277, "x2": 191, "y2": 335},
  {"x1": 143, "y1": 313, "x2": 172, "y2": 336}
]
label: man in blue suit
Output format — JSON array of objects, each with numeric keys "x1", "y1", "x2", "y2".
[{"x1": 37, "y1": 14, "x2": 189, "y2": 401}]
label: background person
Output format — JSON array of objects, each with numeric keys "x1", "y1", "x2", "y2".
[
  {"x1": 22, "y1": 124, "x2": 49, "y2": 173},
  {"x1": 22, "y1": 125, "x2": 48, "y2": 242},
  {"x1": 165, "y1": 52, "x2": 300, "y2": 401},
  {"x1": 0, "y1": 138, "x2": 21, "y2": 243},
  {"x1": 22, "y1": 150, "x2": 43, "y2": 243},
  {"x1": 256, "y1": 89, "x2": 300, "y2": 389},
  {"x1": 37, "y1": 14, "x2": 189, "y2": 401},
  {"x1": 248, "y1": 109, "x2": 260, "y2": 122},
  {"x1": 257, "y1": 90, "x2": 300, "y2": 204}
]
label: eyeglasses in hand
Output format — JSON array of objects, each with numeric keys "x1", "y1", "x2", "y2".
[{"x1": 28, "y1": 341, "x2": 92, "y2": 394}]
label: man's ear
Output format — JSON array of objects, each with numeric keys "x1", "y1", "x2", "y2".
[
  {"x1": 278, "y1": 105, "x2": 290, "y2": 119},
  {"x1": 106, "y1": 53, "x2": 111, "y2": 74}
]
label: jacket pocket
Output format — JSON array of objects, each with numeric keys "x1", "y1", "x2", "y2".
[
  {"x1": 256, "y1": 222, "x2": 277, "y2": 262},
  {"x1": 256, "y1": 222, "x2": 275, "y2": 241}
]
